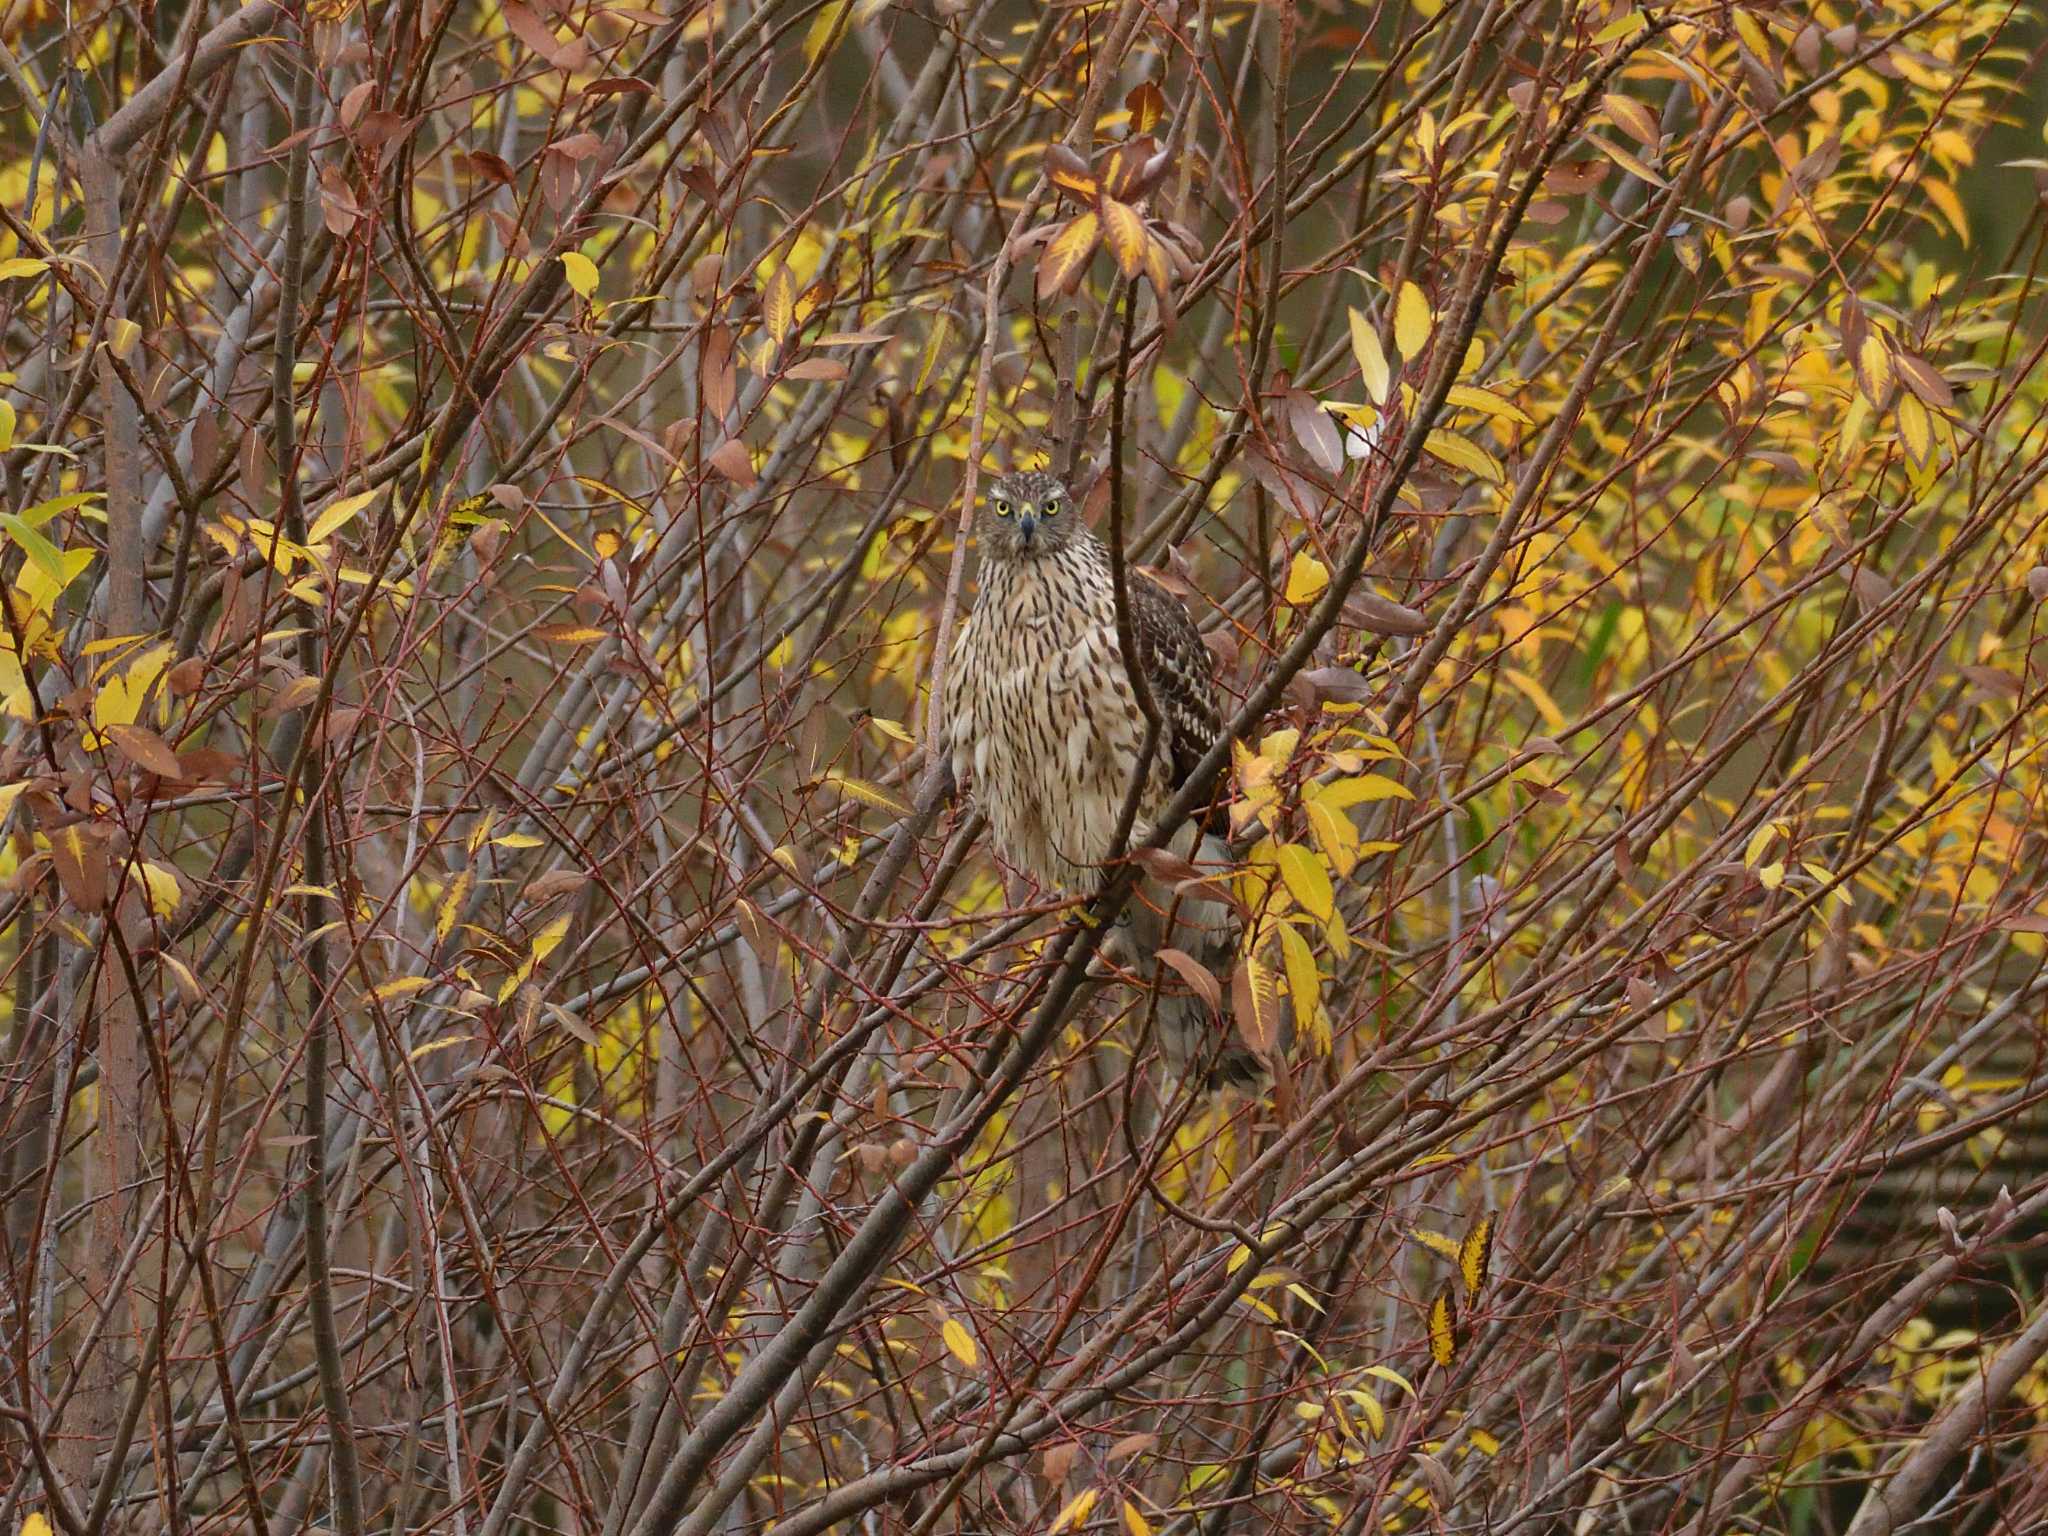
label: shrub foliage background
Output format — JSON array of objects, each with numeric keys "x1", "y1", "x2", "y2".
[{"x1": 2, "y1": 0, "x2": 2048, "y2": 1532}]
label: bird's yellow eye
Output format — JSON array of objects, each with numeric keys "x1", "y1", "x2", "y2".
[
  {"x1": 1042, "y1": 496, "x2": 1061, "y2": 517},
  {"x1": 994, "y1": 499, "x2": 1012, "y2": 517}
]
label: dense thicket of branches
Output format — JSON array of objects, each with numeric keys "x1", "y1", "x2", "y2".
[{"x1": 2, "y1": 0, "x2": 2048, "y2": 1533}]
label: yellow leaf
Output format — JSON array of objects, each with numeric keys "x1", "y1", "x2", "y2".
[
  {"x1": 0, "y1": 257, "x2": 49, "y2": 281},
  {"x1": 1411, "y1": 1227, "x2": 1461, "y2": 1261},
  {"x1": 1276, "y1": 922, "x2": 1326, "y2": 1054},
  {"x1": 530, "y1": 914, "x2": 572, "y2": 963},
  {"x1": 941, "y1": 1316, "x2": 979, "y2": 1368},
  {"x1": 1458, "y1": 1213, "x2": 1493, "y2": 1294},
  {"x1": 437, "y1": 870, "x2": 471, "y2": 942},
  {"x1": 138, "y1": 861, "x2": 183, "y2": 917},
  {"x1": 1348, "y1": 308, "x2": 1390, "y2": 404},
  {"x1": 1050, "y1": 1488, "x2": 1100, "y2": 1536},
  {"x1": 1302, "y1": 793, "x2": 1361, "y2": 879},
  {"x1": 1922, "y1": 179, "x2": 1968, "y2": 245},
  {"x1": 1443, "y1": 384, "x2": 1533, "y2": 426},
  {"x1": 1427, "y1": 1288, "x2": 1458, "y2": 1367},
  {"x1": 819, "y1": 771, "x2": 909, "y2": 816},
  {"x1": 1344, "y1": 1389, "x2": 1387, "y2": 1438},
  {"x1": 1896, "y1": 393, "x2": 1933, "y2": 466},
  {"x1": 802, "y1": 0, "x2": 852, "y2": 64},
  {"x1": 1363, "y1": 1363, "x2": 1416, "y2": 1396},
  {"x1": 369, "y1": 975, "x2": 434, "y2": 1002},
  {"x1": 409, "y1": 1033, "x2": 470, "y2": 1061},
  {"x1": 1121, "y1": 1500, "x2": 1152, "y2": 1536},
  {"x1": 0, "y1": 398, "x2": 14, "y2": 452},
  {"x1": 1393, "y1": 281, "x2": 1432, "y2": 359},
  {"x1": 763, "y1": 265, "x2": 797, "y2": 344},
  {"x1": 1276, "y1": 843, "x2": 1334, "y2": 922},
  {"x1": 1758, "y1": 861, "x2": 1784, "y2": 890},
  {"x1": 91, "y1": 641, "x2": 171, "y2": 734},
  {"x1": 20, "y1": 1515, "x2": 55, "y2": 1536},
  {"x1": 1468, "y1": 1427, "x2": 1500, "y2": 1455},
  {"x1": 307, "y1": 490, "x2": 378, "y2": 546},
  {"x1": 1321, "y1": 773, "x2": 1412, "y2": 808},
  {"x1": 1423, "y1": 429, "x2": 1503, "y2": 484},
  {"x1": 560, "y1": 250, "x2": 599, "y2": 300},
  {"x1": 1858, "y1": 334, "x2": 1893, "y2": 403},
  {"x1": 1284, "y1": 551, "x2": 1329, "y2": 605}
]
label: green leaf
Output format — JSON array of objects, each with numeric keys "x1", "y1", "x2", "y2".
[{"x1": 1, "y1": 513, "x2": 68, "y2": 584}]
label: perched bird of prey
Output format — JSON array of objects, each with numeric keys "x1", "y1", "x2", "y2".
[{"x1": 940, "y1": 468, "x2": 1260, "y2": 1086}]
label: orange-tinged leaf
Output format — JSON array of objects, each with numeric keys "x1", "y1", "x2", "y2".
[
  {"x1": 1037, "y1": 212, "x2": 1100, "y2": 301},
  {"x1": 1601, "y1": 91, "x2": 1661, "y2": 148},
  {"x1": 1102, "y1": 198, "x2": 1147, "y2": 278},
  {"x1": 762, "y1": 265, "x2": 797, "y2": 345},
  {"x1": 1125, "y1": 80, "x2": 1166, "y2": 135},
  {"x1": 1393, "y1": 282, "x2": 1432, "y2": 359},
  {"x1": 1044, "y1": 143, "x2": 1097, "y2": 201},
  {"x1": 534, "y1": 624, "x2": 607, "y2": 644},
  {"x1": 1348, "y1": 308, "x2": 1390, "y2": 404}
]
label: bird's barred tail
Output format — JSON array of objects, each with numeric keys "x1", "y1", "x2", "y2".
[{"x1": 1128, "y1": 832, "x2": 1284, "y2": 1092}]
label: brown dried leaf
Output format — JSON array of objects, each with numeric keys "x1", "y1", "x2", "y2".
[
  {"x1": 708, "y1": 438, "x2": 756, "y2": 486},
  {"x1": 1041, "y1": 1442, "x2": 1079, "y2": 1486},
  {"x1": 524, "y1": 869, "x2": 590, "y2": 905},
  {"x1": 47, "y1": 822, "x2": 109, "y2": 911},
  {"x1": 700, "y1": 324, "x2": 736, "y2": 420},
  {"x1": 1343, "y1": 591, "x2": 1428, "y2": 636},
  {"x1": 1128, "y1": 846, "x2": 1206, "y2": 885},
  {"x1": 1154, "y1": 948, "x2": 1222, "y2": 1015},
  {"x1": 1107, "y1": 1432, "x2": 1159, "y2": 1463},
  {"x1": 105, "y1": 724, "x2": 184, "y2": 779},
  {"x1": 1893, "y1": 351, "x2": 1954, "y2": 409},
  {"x1": 1286, "y1": 390, "x2": 1344, "y2": 476},
  {"x1": 783, "y1": 356, "x2": 849, "y2": 382}
]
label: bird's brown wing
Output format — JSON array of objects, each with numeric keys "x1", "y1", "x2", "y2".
[{"x1": 1130, "y1": 570, "x2": 1225, "y2": 794}]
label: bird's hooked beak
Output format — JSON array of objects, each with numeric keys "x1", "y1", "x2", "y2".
[{"x1": 1016, "y1": 509, "x2": 1039, "y2": 545}]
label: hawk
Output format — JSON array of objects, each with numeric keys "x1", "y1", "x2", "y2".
[{"x1": 940, "y1": 468, "x2": 1260, "y2": 1086}]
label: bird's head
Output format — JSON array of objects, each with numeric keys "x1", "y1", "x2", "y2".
[{"x1": 983, "y1": 470, "x2": 1079, "y2": 560}]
